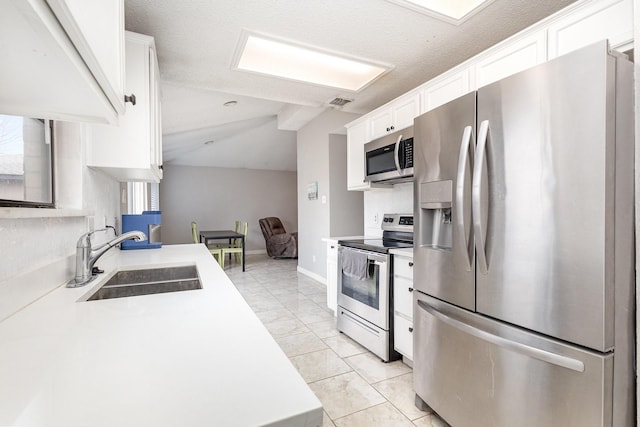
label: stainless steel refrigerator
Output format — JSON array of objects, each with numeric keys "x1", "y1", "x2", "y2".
[{"x1": 412, "y1": 40, "x2": 634, "y2": 427}]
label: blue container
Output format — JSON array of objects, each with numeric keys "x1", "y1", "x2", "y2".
[{"x1": 121, "y1": 210, "x2": 162, "y2": 250}]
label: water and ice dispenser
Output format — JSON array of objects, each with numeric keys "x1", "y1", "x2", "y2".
[{"x1": 418, "y1": 180, "x2": 452, "y2": 250}]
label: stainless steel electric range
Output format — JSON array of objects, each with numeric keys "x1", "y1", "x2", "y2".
[{"x1": 337, "y1": 213, "x2": 413, "y2": 362}]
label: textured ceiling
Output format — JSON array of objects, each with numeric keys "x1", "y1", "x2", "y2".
[{"x1": 124, "y1": 0, "x2": 578, "y2": 171}]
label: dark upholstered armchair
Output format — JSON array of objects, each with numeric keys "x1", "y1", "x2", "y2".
[{"x1": 259, "y1": 217, "x2": 298, "y2": 258}]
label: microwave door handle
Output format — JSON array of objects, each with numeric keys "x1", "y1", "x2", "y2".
[{"x1": 394, "y1": 134, "x2": 403, "y2": 174}]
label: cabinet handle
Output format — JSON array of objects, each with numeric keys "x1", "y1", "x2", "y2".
[
  {"x1": 390, "y1": 126, "x2": 395, "y2": 131},
  {"x1": 408, "y1": 287, "x2": 414, "y2": 292},
  {"x1": 330, "y1": 246, "x2": 335, "y2": 249},
  {"x1": 386, "y1": 127, "x2": 391, "y2": 132},
  {"x1": 124, "y1": 94, "x2": 137, "y2": 106},
  {"x1": 408, "y1": 261, "x2": 414, "y2": 267},
  {"x1": 409, "y1": 327, "x2": 413, "y2": 333}
]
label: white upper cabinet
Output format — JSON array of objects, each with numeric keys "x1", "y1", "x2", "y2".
[
  {"x1": 422, "y1": 69, "x2": 471, "y2": 113},
  {"x1": 369, "y1": 92, "x2": 420, "y2": 140},
  {"x1": 0, "y1": 0, "x2": 125, "y2": 124},
  {"x1": 87, "y1": 32, "x2": 163, "y2": 183},
  {"x1": 346, "y1": 121, "x2": 370, "y2": 191},
  {"x1": 547, "y1": 0, "x2": 633, "y2": 58},
  {"x1": 472, "y1": 30, "x2": 547, "y2": 88},
  {"x1": 345, "y1": 0, "x2": 631, "y2": 192}
]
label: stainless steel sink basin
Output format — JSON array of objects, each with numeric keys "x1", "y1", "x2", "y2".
[{"x1": 87, "y1": 265, "x2": 202, "y2": 301}]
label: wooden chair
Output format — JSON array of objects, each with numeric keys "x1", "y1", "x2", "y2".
[
  {"x1": 220, "y1": 220, "x2": 247, "y2": 269},
  {"x1": 191, "y1": 221, "x2": 222, "y2": 265}
]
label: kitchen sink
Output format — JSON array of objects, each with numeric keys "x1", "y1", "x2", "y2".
[{"x1": 86, "y1": 265, "x2": 202, "y2": 301}]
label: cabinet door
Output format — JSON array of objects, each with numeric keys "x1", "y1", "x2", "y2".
[
  {"x1": 369, "y1": 108, "x2": 394, "y2": 140},
  {"x1": 422, "y1": 69, "x2": 471, "y2": 113},
  {"x1": 394, "y1": 314, "x2": 413, "y2": 360},
  {"x1": 149, "y1": 44, "x2": 163, "y2": 179},
  {"x1": 393, "y1": 255, "x2": 414, "y2": 319},
  {"x1": 46, "y1": 0, "x2": 125, "y2": 115},
  {"x1": 392, "y1": 92, "x2": 420, "y2": 131},
  {"x1": 394, "y1": 276, "x2": 414, "y2": 319},
  {"x1": 0, "y1": 0, "x2": 124, "y2": 123},
  {"x1": 473, "y1": 31, "x2": 547, "y2": 88},
  {"x1": 369, "y1": 93, "x2": 420, "y2": 140},
  {"x1": 346, "y1": 121, "x2": 371, "y2": 190},
  {"x1": 87, "y1": 32, "x2": 161, "y2": 182},
  {"x1": 547, "y1": 0, "x2": 633, "y2": 58}
]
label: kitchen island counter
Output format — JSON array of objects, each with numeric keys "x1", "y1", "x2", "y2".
[{"x1": 0, "y1": 244, "x2": 322, "y2": 426}]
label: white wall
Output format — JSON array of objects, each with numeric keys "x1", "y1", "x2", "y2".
[
  {"x1": 159, "y1": 164, "x2": 297, "y2": 252},
  {"x1": 363, "y1": 182, "x2": 414, "y2": 237},
  {"x1": 297, "y1": 109, "x2": 363, "y2": 280},
  {"x1": 0, "y1": 122, "x2": 121, "y2": 317},
  {"x1": 329, "y1": 134, "x2": 364, "y2": 237}
]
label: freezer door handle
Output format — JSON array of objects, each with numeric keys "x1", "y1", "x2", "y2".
[
  {"x1": 456, "y1": 125, "x2": 474, "y2": 271},
  {"x1": 394, "y1": 134, "x2": 403, "y2": 174},
  {"x1": 417, "y1": 300, "x2": 585, "y2": 372},
  {"x1": 472, "y1": 120, "x2": 489, "y2": 274}
]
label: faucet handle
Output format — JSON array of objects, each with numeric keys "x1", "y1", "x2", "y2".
[{"x1": 76, "y1": 227, "x2": 118, "y2": 248}]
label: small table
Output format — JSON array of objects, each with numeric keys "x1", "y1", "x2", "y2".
[{"x1": 200, "y1": 230, "x2": 245, "y2": 272}]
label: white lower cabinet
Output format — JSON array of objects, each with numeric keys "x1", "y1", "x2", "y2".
[
  {"x1": 325, "y1": 239, "x2": 339, "y2": 315},
  {"x1": 86, "y1": 31, "x2": 162, "y2": 182},
  {"x1": 392, "y1": 252, "x2": 414, "y2": 361}
]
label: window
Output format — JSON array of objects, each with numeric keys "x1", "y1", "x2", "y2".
[
  {"x1": 0, "y1": 114, "x2": 54, "y2": 208},
  {"x1": 125, "y1": 182, "x2": 159, "y2": 214}
]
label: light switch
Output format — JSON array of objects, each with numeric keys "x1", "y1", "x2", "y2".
[{"x1": 321, "y1": 195, "x2": 327, "y2": 204}]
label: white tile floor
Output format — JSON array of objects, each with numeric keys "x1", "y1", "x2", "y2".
[{"x1": 225, "y1": 254, "x2": 450, "y2": 427}]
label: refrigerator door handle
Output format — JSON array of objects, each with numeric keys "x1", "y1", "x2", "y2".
[
  {"x1": 473, "y1": 120, "x2": 489, "y2": 274},
  {"x1": 394, "y1": 134, "x2": 403, "y2": 174},
  {"x1": 417, "y1": 300, "x2": 585, "y2": 372},
  {"x1": 456, "y1": 125, "x2": 474, "y2": 271}
]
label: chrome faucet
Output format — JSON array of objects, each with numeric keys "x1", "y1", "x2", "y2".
[{"x1": 66, "y1": 229, "x2": 146, "y2": 288}]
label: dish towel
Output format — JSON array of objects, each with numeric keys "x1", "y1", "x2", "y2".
[{"x1": 342, "y1": 249, "x2": 369, "y2": 280}]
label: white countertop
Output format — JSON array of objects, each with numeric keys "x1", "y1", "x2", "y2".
[
  {"x1": 390, "y1": 247, "x2": 413, "y2": 257},
  {"x1": 321, "y1": 236, "x2": 366, "y2": 244},
  {"x1": 0, "y1": 244, "x2": 322, "y2": 427}
]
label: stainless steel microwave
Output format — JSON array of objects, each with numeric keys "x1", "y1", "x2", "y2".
[{"x1": 364, "y1": 127, "x2": 413, "y2": 183}]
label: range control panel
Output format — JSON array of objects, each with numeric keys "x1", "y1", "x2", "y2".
[{"x1": 381, "y1": 213, "x2": 414, "y2": 232}]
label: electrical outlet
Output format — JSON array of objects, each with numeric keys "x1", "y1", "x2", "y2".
[{"x1": 373, "y1": 213, "x2": 378, "y2": 224}]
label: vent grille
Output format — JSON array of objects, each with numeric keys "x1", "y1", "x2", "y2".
[{"x1": 328, "y1": 97, "x2": 353, "y2": 107}]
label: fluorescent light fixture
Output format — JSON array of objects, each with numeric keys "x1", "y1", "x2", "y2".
[
  {"x1": 233, "y1": 31, "x2": 392, "y2": 92},
  {"x1": 386, "y1": 0, "x2": 494, "y2": 24}
]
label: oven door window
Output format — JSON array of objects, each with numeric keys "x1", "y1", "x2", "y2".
[{"x1": 341, "y1": 260, "x2": 380, "y2": 310}]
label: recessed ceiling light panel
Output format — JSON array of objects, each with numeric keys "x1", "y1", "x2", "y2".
[
  {"x1": 233, "y1": 31, "x2": 393, "y2": 92},
  {"x1": 385, "y1": 0, "x2": 494, "y2": 24}
]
